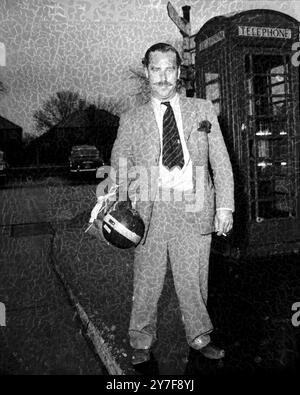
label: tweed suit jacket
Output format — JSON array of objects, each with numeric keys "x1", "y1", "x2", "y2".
[{"x1": 110, "y1": 95, "x2": 234, "y2": 244}]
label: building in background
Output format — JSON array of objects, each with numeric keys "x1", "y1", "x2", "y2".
[
  {"x1": 0, "y1": 115, "x2": 22, "y2": 165},
  {"x1": 24, "y1": 107, "x2": 119, "y2": 165}
]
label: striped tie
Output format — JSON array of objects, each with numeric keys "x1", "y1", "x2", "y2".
[{"x1": 162, "y1": 102, "x2": 184, "y2": 170}]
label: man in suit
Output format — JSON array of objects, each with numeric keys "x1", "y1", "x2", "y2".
[{"x1": 109, "y1": 42, "x2": 234, "y2": 365}]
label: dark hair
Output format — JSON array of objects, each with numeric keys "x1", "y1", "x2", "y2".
[{"x1": 142, "y1": 42, "x2": 182, "y2": 68}]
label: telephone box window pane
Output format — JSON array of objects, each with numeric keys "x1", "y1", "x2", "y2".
[
  {"x1": 250, "y1": 54, "x2": 289, "y2": 118},
  {"x1": 257, "y1": 140, "x2": 271, "y2": 158},
  {"x1": 252, "y1": 55, "x2": 286, "y2": 74},
  {"x1": 258, "y1": 180, "x2": 273, "y2": 198},
  {"x1": 256, "y1": 140, "x2": 288, "y2": 161},
  {"x1": 274, "y1": 178, "x2": 289, "y2": 194},
  {"x1": 274, "y1": 195, "x2": 291, "y2": 216},
  {"x1": 271, "y1": 74, "x2": 285, "y2": 84},
  {"x1": 205, "y1": 82, "x2": 220, "y2": 101},
  {"x1": 191, "y1": 52, "x2": 196, "y2": 65},
  {"x1": 271, "y1": 81, "x2": 286, "y2": 95},
  {"x1": 258, "y1": 200, "x2": 289, "y2": 218},
  {"x1": 271, "y1": 96, "x2": 287, "y2": 116},
  {"x1": 272, "y1": 139, "x2": 288, "y2": 159},
  {"x1": 258, "y1": 201, "x2": 273, "y2": 218},
  {"x1": 205, "y1": 72, "x2": 219, "y2": 83},
  {"x1": 213, "y1": 101, "x2": 220, "y2": 115},
  {"x1": 253, "y1": 75, "x2": 268, "y2": 95},
  {"x1": 202, "y1": 64, "x2": 221, "y2": 115},
  {"x1": 271, "y1": 64, "x2": 284, "y2": 75},
  {"x1": 247, "y1": 77, "x2": 253, "y2": 95},
  {"x1": 271, "y1": 78, "x2": 287, "y2": 95},
  {"x1": 248, "y1": 99, "x2": 254, "y2": 116}
]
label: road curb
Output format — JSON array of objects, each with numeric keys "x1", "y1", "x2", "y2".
[{"x1": 49, "y1": 240, "x2": 125, "y2": 375}]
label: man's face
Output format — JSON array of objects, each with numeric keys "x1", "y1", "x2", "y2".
[{"x1": 145, "y1": 50, "x2": 180, "y2": 101}]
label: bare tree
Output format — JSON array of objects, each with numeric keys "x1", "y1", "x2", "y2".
[
  {"x1": 94, "y1": 94, "x2": 126, "y2": 117},
  {"x1": 33, "y1": 90, "x2": 88, "y2": 135}
]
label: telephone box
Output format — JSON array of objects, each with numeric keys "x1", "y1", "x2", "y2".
[{"x1": 195, "y1": 9, "x2": 300, "y2": 256}]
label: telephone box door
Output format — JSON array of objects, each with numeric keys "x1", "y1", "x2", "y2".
[{"x1": 232, "y1": 46, "x2": 299, "y2": 247}]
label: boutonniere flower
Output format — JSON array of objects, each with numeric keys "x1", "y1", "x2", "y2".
[{"x1": 198, "y1": 120, "x2": 211, "y2": 133}]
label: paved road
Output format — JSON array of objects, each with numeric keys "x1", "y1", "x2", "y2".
[{"x1": 0, "y1": 176, "x2": 103, "y2": 374}]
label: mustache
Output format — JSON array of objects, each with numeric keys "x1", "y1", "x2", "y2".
[{"x1": 154, "y1": 81, "x2": 173, "y2": 87}]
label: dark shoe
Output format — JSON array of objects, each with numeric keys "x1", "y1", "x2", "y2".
[
  {"x1": 197, "y1": 343, "x2": 225, "y2": 360},
  {"x1": 131, "y1": 348, "x2": 151, "y2": 365},
  {"x1": 132, "y1": 354, "x2": 159, "y2": 375}
]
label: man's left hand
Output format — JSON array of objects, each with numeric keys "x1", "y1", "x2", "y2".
[{"x1": 214, "y1": 209, "x2": 233, "y2": 236}]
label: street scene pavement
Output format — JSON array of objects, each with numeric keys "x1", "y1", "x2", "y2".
[
  {"x1": 0, "y1": 173, "x2": 299, "y2": 376},
  {"x1": 0, "y1": 174, "x2": 104, "y2": 375}
]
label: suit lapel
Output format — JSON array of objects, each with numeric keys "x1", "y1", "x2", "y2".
[
  {"x1": 143, "y1": 101, "x2": 160, "y2": 141},
  {"x1": 140, "y1": 101, "x2": 161, "y2": 162},
  {"x1": 179, "y1": 96, "x2": 194, "y2": 142}
]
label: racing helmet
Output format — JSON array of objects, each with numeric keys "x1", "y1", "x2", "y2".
[{"x1": 102, "y1": 204, "x2": 145, "y2": 249}]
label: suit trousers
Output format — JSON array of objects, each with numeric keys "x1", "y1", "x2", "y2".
[{"x1": 129, "y1": 189, "x2": 213, "y2": 350}]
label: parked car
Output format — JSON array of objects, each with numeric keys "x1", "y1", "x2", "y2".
[
  {"x1": 69, "y1": 145, "x2": 104, "y2": 174},
  {"x1": 0, "y1": 150, "x2": 8, "y2": 181}
]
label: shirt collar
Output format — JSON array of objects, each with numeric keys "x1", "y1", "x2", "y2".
[{"x1": 151, "y1": 93, "x2": 179, "y2": 109}]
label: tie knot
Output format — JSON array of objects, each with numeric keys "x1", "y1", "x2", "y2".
[{"x1": 161, "y1": 101, "x2": 171, "y2": 108}]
